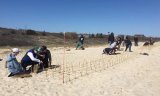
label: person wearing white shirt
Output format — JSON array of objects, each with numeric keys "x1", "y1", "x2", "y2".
[
  {"x1": 109, "y1": 41, "x2": 118, "y2": 54},
  {"x1": 21, "y1": 47, "x2": 41, "y2": 71}
]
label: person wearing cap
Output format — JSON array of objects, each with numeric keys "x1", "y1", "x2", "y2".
[
  {"x1": 38, "y1": 45, "x2": 52, "y2": 68},
  {"x1": 21, "y1": 46, "x2": 42, "y2": 71},
  {"x1": 5, "y1": 48, "x2": 24, "y2": 77}
]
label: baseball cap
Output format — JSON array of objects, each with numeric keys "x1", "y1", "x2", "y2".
[
  {"x1": 34, "y1": 46, "x2": 41, "y2": 53},
  {"x1": 12, "y1": 48, "x2": 20, "y2": 53}
]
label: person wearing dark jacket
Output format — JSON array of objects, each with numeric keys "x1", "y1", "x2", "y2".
[
  {"x1": 125, "y1": 36, "x2": 132, "y2": 52},
  {"x1": 76, "y1": 35, "x2": 85, "y2": 50},
  {"x1": 117, "y1": 37, "x2": 122, "y2": 50},
  {"x1": 108, "y1": 32, "x2": 115, "y2": 45},
  {"x1": 39, "y1": 46, "x2": 52, "y2": 68},
  {"x1": 79, "y1": 35, "x2": 84, "y2": 45},
  {"x1": 134, "y1": 36, "x2": 138, "y2": 46}
]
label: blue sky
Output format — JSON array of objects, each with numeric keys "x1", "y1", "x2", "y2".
[{"x1": 0, "y1": 0, "x2": 160, "y2": 37}]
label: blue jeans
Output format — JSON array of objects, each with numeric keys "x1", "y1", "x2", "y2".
[{"x1": 125, "y1": 44, "x2": 132, "y2": 51}]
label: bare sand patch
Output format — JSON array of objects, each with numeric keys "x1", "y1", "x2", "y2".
[{"x1": 0, "y1": 42, "x2": 160, "y2": 96}]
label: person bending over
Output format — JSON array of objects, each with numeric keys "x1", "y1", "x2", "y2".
[{"x1": 21, "y1": 46, "x2": 42, "y2": 72}]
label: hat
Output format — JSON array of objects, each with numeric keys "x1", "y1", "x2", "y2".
[
  {"x1": 12, "y1": 48, "x2": 20, "y2": 53},
  {"x1": 34, "y1": 46, "x2": 41, "y2": 53}
]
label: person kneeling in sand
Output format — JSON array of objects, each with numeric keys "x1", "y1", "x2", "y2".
[
  {"x1": 5, "y1": 48, "x2": 25, "y2": 77},
  {"x1": 21, "y1": 46, "x2": 42, "y2": 72},
  {"x1": 103, "y1": 41, "x2": 118, "y2": 55},
  {"x1": 38, "y1": 45, "x2": 52, "y2": 69}
]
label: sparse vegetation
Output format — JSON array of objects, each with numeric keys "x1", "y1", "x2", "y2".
[
  {"x1": 0, "y1": 27, "x2": 159, "y2": 47},
  {"x1": 26, "y1": 29, "x2": 37, "y2": 35}
]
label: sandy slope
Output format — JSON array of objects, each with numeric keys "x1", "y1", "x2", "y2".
[{"x1": 0, "y1": 42, "x2": 160, "y2": 96}]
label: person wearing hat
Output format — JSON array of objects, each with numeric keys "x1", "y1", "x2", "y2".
[
  {"x1": 5, "y1": 48, "x2": 24, "y2": 77},
  {"x1": 21, "y1": 46, "x2": 42, "y2": 72}
]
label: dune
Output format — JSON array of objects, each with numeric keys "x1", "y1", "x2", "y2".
[{"x1": 0, "y1": 42, "x2": 160, "y2": 96}]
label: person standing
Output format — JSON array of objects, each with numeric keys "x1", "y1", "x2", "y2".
[
  {"x1": 117, "y1": 36, "x2": 122, "y2": 50},
  {"x1": 134, "y1": 36, "x2": 138, "y2": 46},
  {"x1": 125, "y1": 36, "x2": 132, "y2": 52},
  {"x1": 108, "y1": 32, "x2": 115, "y2": 45}
]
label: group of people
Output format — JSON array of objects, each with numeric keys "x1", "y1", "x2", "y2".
[
  {"x1": 5, "y1": 45, "x2": 51, "y2": 77},
  {"x1": 143, "y1": 37, "x2": 155, "y2": 46},
  {"x1": 105, "y1": 33, "x2": 156, "y2": 55},
  {"x1": 104, "y1": 32, "x2": 133, "y2": 55},
  {"x1": 76, "y1": 33, "x2": 137, "y2": 55},
  {"x1": 5, "y1": 33, "x2": 155, "y2": 77}
]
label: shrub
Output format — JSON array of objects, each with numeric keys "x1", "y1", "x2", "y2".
[
  {"x1": 65, "y1": 32, "x2": 78, "y2": 39},
  {"x1": 1, "y1": 33, "x2": 10, "y2": 36},
  {"x1": 42, "y1": 32, "x2": 46, "y2": 36},
  {"x1": 89, "y1": 34, "x2": 95, "y2": 38},
  {"x1": 26, "y1": 29, "x2": 37, "y2": 35},
  {"x1": 10, "y1": 30, "x2": 16, "y2": 34}
]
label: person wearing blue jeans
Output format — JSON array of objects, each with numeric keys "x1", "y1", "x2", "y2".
[
  {"x1": 125, "y1": 36, "x2": 132, "y2": 52},
  {"x1": 125, "y1": 43, "x2": 132, "y2": 52}
]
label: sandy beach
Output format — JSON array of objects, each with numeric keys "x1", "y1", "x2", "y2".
[{"x1": 0, "y1": 42, "x2": 160, "y2": 96}]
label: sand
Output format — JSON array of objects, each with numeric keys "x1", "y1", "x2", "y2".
[{"x1": 0, "y1": 42, "x2": 160, "y2": 96}]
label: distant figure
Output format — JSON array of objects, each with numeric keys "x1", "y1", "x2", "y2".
[
  {"x1": 103, "y1": 41, "x2": 118, "y2": 55},
  {"x1": 103, "y1": 48, "x2": 112, "y2": 55},
  {"x1": 143, "y1": 37, "x2": 155, "y2": 46},
  {"x1": 109, "y1": 41, "x2": 118, "y2": 54},
  {"x1": 21, "y1": 46, "x2": 42, "y2": 71},
  {"x1": 108, "y1": 32, "x2": 115, "y2": 45},
  {"x1": 79, "y1": 34, "x2": 84, "y2": 45},
  {"x1": 124, "y1": 36, "x2": 132, "y2": 52},
  {"x1": 149, "y1": 37, "x2": 155, "y2": 45},
  {"x1": 143, "y1": 41, "x2": 150, "y2": 46},
  {"x1": 0, "y1": 58, "x2": 2, "y2": 61},
  {"x1": 5, "y1": 48, "x2": 24, "y2": 77},
  {"x1": 76, "y1": 35, "x2": 85, "y2": 50},
  {"x1": 117, "y1": 37, "x2": 122, "y2": 50},
  {"x1": 134, "y1": 36, "x2": 138, "y2": 46},
  {"x1": 39, "y1": 45, "x2": 52, "y2": 68},
  {"x1": 122, "y1": 35, "x2": 126, "y2": 47}
]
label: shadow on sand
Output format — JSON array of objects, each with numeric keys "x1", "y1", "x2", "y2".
[{"x1": 37, "y1": 65, "x2": 61, "y2": 73}]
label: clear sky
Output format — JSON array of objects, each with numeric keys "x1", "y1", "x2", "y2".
[{"x1": 0, "y1": 0, "x2": 160, "y2": 37}]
